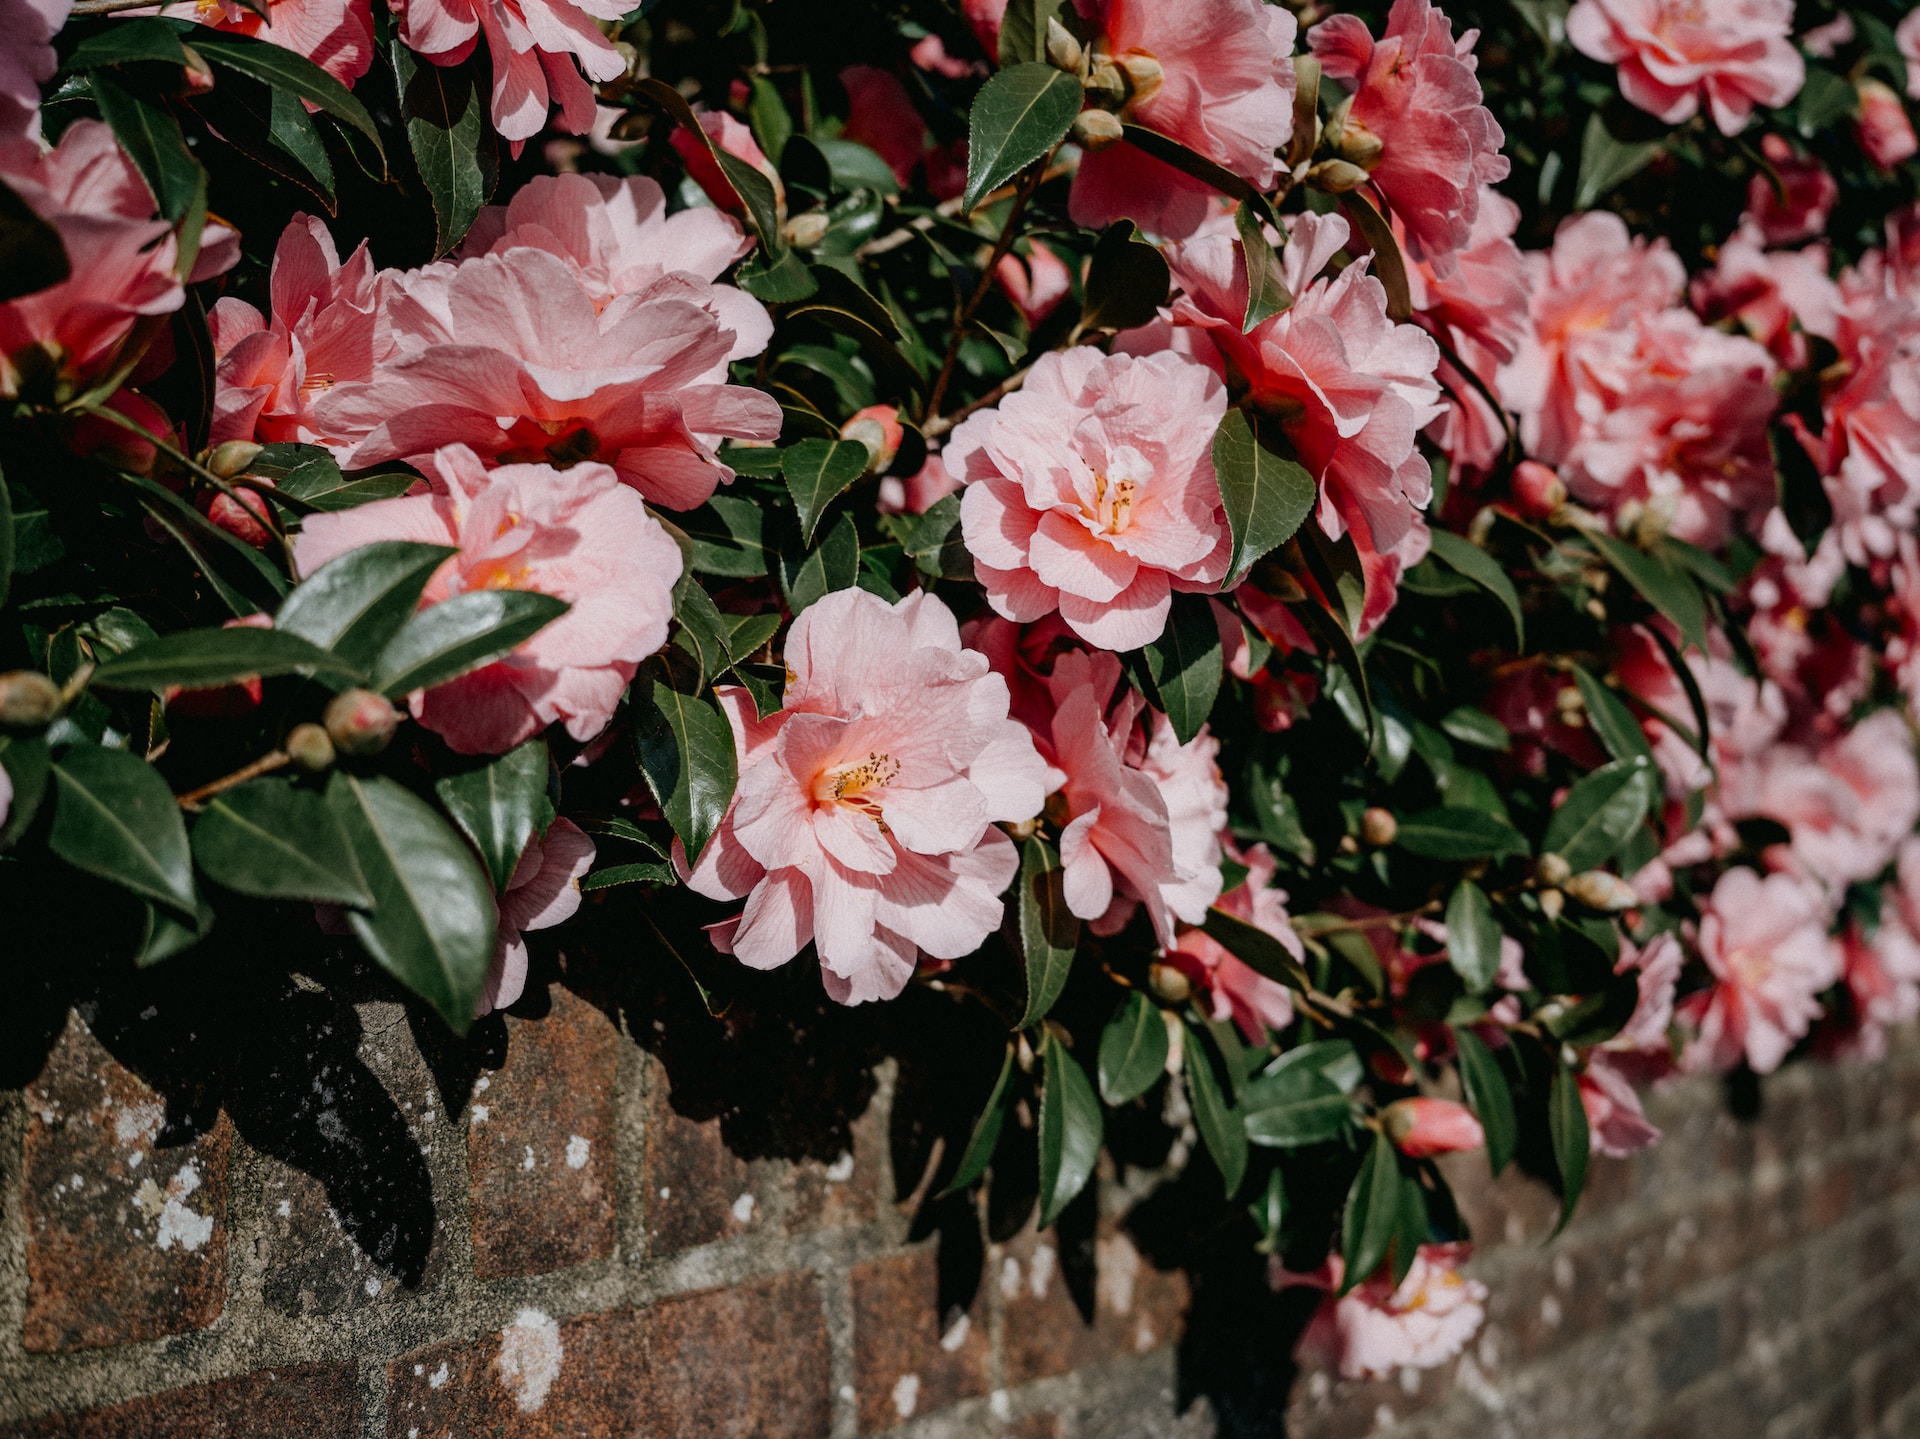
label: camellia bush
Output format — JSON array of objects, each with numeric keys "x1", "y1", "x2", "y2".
[{"x1": 8, "y1": 0, "x2": 1920, "y2": 1384}]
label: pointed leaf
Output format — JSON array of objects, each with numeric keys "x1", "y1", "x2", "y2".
[
  {"x1": 1396, "y1": 806, "x2": 1530, "y2": 861},
  {"x1": 1017, "y1": 836, "x2": 1080, "y2": 1028},
  {"x1": 904, "y1": 493, "x2": 975, "y2": 581},
  {"x1": 1338, "y1": 192, "x2": 1411, "y2": 322},
  {"x1": 1235, "y1": 199, "x2": 1292, "y2": 331},
  {"x1": 92, "y1": 626, "x2": 359, "y2": 692},
  {"x1": 434, "y1": 739, "x2": 553, "y2": 893},
  {"x1": 189, "y1": 28, "x2": 382, "y2": 151},
  {"x1": 1570, "y1": 665, "x2": 1655, "y2": 767},
  {"x1": 1339, "y1": 1129, "x2": 1403, "y2": 1293},
  {"x1": 0, "y1": 733, "x2": 50, "y2": 849},
  {"x1": 1211, "y1": 409, "x2": 1316, "y2": 587},
  {"x1": 1139, "y1": 592, "x2": 1223, "y2": 745},
  {"x1": 90, "y1": 74, "x2": 202, "y2": 221},
  {"x1": 266, "y1": 87, "x2": 336, "y2": 205},
  {"x1": 136, "y1": 895, "x2": 214, "y2": 967},
  {"x1": 1444, "y1": 880, "x2": 1502, "y2": 992},
  {"x1": 1452, "y1": 1026, "x2": 1517, "y2": 1174},
  {"x1": 783, "y1": 438, "x2": 870, "y2": 544},
  {"x1": 963, "y1": 63, "x2": 1082, "y2": 213},
  {"x1": 371, "y1": 590, "x2": 569, "y2": 697},
  {"x1": 779, "y1": 511, "x2": 860, "y2": 614},
  {"x1": 1037, "y1": 1030, "x2": 1103, "y2": 1227},
  {"x1": 1585, "y1": 528, "x2": 1708, "y2": 653},
  {"x1": 64, "y1": 18, "x2": 191, "y2": 67},
  {"x1": 631, "y1": 662, "x2": 738, "y2": 866},
  {"x1": 1542, "y1": 757, "x2": 1655, "y2": 871},
  {"x1": 191, "y1": 777, "x2": 374, "y2": 907},
  {"x1": 1183, "y1": 1019, "x2": 1248, "y2": 1197},
  {"x1": 276, "y1": 540, "x2": 455, "y2": 670},
  {"x1": 1118, "y1": 124, "x2": 1279, "y2": 227},
  {"x1": 637, "y1": 78, "x2": 793, "y2": 269},
  {"x1": 393, "y1": 43, "x2": 493, "y2": 255},
  {"x1": 121, "y1": 469, "x2": 289, "y2": 616},
  {"x1": 940, "y1": 1044, "x2": 1017, "y2": 1196},
  {"x1": 1200, "y1": 905, "x2": 1311, "y2": 992},
  {"x1": 997, "y1": 0, "x2": 1069, "y2": 65},
  {"x1": 1098, "y1": 991, "x2": 1169, "y2": 1106},
  {"x1": 1242, "y1": 1066, "x2": 1351, "y2": 1148},
  {"x1": 1548, "y1": 1057, "x2": 1590, "y2": 1235},
  {"x1": 1574, "y1": 112, "x2": 1660, "y2": 210},
  {"x1": 1426, "y1": 530, "x2": 1524, "y2": 650},
  {"x1": 1080, "y1": 220, "x2": 1171, "y2": 333},
  {"x1": 50, "y1": 745, "x2": 197, "y2": 917}
]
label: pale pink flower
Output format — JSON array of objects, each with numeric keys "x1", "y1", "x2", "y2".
[
  {"x1": 0, "y1": 122, "x2": 184, "y2": 398},
  {"x1": 680, "y1": 588, "x2": 1050, "y2": 1005},
  {"x1": 155, "y1": 0, "x2": 372, "y2": 89},
  {"x1": 1161, "y1": 211, "x2": 1444, "y2": 631},
  {"x1": 1691, "y1": 221, "x2": 1835, "y2": 370},
  {"x1": 460, "y1": 171, "x2": 771, "y2": 360},
  {"x1": 1744, "y1": 134, "x2": 1837, "y2": 246},
  {"x1": 294, "y1": 444, "x2": 681, "y2": 755},
  {"x1": 1799, "y1": 13, "x2": 1853, "y2": 58},
  {"x1": 1066, "y1": 0, "x2": 1297, "y2": 241},
  {"x1": 1, "y1": 0, "x2": 69, "y2": 140},
  {"x1": 1565, "y1": 0, "x2": 1803, "y2": 135},
  {"x1": 951, "y1": 347, "x2": 1230, "y2": 651},
  {"x1": 995, "y1": 239, "x2": 1073, "y2": 329},
  {"x1": 839, "y1": 65, "x2": 926, "y2": 188},
  {"x1": 1903, "y1": 9, "x2": 1920, "y2": 99},
  {"x1": 1163, "y1": 840, "x2": 1299, "y2": 1040},
  {"x1": 1580, "y1": 1053, "x2": 1662, "y2": 1157},
  {"x1": 1283, "y1": 1244, "x2": 1488, "y2": 1380},
  {"x1": 1887, "y1": 534, "x2": 1920, "y2": 711},
  {"x1": 911, "y1": 34, "x2": 977, "y2": 80},
  {"x1": 669, "y1": 108, "x2": 784, "y2": 217},
  {"x1": 1842, "y1": 839, "x2": 1920, "y2": 1056},
  {"x1": 1681, "y1": 867, "x2": 1842, "y2": 1074},
  {"x1": 391, "y1": 0, "x2": 625, "y2": 142},
  {"x1": 1382, "y1": 1097, "x2": 1483, "y2": 1157},
  {"x1": 1608, "y1": 931, "x2": 1682, "y2": 1057},
  {"x1": 315, "y1": 245, "x2": 782, "y2": 509},
  {"x1": 1858, "y1": 79, "x2": 1918, "y2": 170},
  {"x1": 1311, "y1": 0, "x2": 1510, "y2": 275},
  {"x1": 478, "y1": 818, "x2": 595, "y2": 1015}
]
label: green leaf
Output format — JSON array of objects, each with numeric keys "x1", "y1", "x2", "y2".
[
  {"x1": 997, "y1": 0, "x2": 1069, "y2": 65},
  {"x1": 1079, "y1": 220, "x2": 1172, "y2": 333},
  {"x1": 1389, "y1": 1166, "x2": 1429, "y2": 1287},
  {"x1": 1773, "y1": 423, "x2": 1831, "y2": 557},
  {"x1": 904, "y1": 493, "x2": 975, "y2": 581},
  {"x1": 1585, "y1": 528, "x2": 1708, "y2": 653},
  {"x1": 1037, "y1": 1030, "x2": 1103, "y2": 1227},
  {"x1": 64, "y1": 18, "x2": 191, "y2": 67},
  {"x1": 684, "y1": 496, "x2": 771, "y2": 578},
  {"x1": 1242, "y1": 1067, "x2": 1350, "y2": 1149},
  {"x1": 963, "y1": 63, "x2": 1082, "y2": 213},
  {"x1": 1574, "y1": 112, "x2": 1661, "y2": 210},
  {"x1": 1017, "y1": 836, "x2": 1080, "y2": 1028},
  {"x1": 1396, "y1": 806, "x2": 1529, "y2": 861},
  {"x1": 90, "y1": 73, "x2": 202, "y2": 222},
  {"x1": 328, "y1": 771, "x2": 496, "y2": 1032},
  {"x1": 0, "y1": 463, "x2": 12, "y2": 608},
  {"x1": 121, "y1": 466, "x2": 290, "y2": 617},
  {"x1": 1098, "y1": 991, "x2": 1168, "y2": 1106},
  {"x1": 1183, "y1": 1019, "x2": 1248, "y2": 1198},
  {"x1": 266, "y1": 87, "x2": 335, "y2": 205},
  {"x1": 275, "y1": 456, "x2": 416, "y2": 511},
  {"x1": 637, "y1": 78, "x2": 792, "y2": 270},
  {"x1": 392, "y1": 43, "x2": 493, "y2": 255},
  {"x1": 779, "y1": 510, "x2": 861, "y2": 614},
  {"x1": 1444, "y1": 880, "x2": 1503, "y2": 992},
  {"x1": 371, "y1": 590, "x2": 569, "y2": 697},
  {"x1": 0, "y1": 733, "x2": 51, "y2": 849},
  {"x1": 631, "y1": 663, "x2": 739, "y2": 866},
  {"x1": 1200, "y1": 906, "x2": 1310, "y2": 993},
  {"x1": 577, "y1": 861, "x2": 674, "y2": 890},
  {"x1": 277, "y1": 541, "x2": 454, "y2": 671},
  {"x1": 671, "y1": 574, "x2": 733, "y2": 685},
  {"x1": 136, "y1": 895, "x2": 213, "y2": 967},
  {"x1": 1426, "y1": 530, "x2": 1524, "y2": 650},
  {"x1": 1260, "y1": 1038, "x2": 1363, "y2": 1093},
  {"x1": 1234, "y1": 199, "x2": 1292, "y2": 331},
  {"x1": 1139, "y1": 592, "x2": 1223, "y2": 745},
  {"x1": 49, "y1": 745, "x2": 197, "y2": 917},
  {"x1": 185, "y1": 28, "x2": 381, "y2": 151},
  {"x1": 1339, "y1": 1130, "x2": 1403, "y2": 1293},
  {"x1": 1439, "y1": 706, "x2": 1509, "y2": 753},
  {"x1": 1542, "y1": 757, "x2": 1655, "y2": 871},
  {"x1": 941, "y1": 1045, "x2": 1017, "y2": 1196},
  {"x1": 745, "y1": 74, "x2": 793, "y2": 165},
  {"x1": 191, "y1": 778, "x2": 374, "y2": 907},
  {"x1": 783, "y1": 438, "x2": 870, "y2": 544},
  {"x1": 434, "y1": 739, "x2": 553, "y2": 893},
  {"x1": 1570, "y1": 665, "x2": 1655, "y2": 767},
  {"x1": 0, "y1": 177, "x2": 69, "y2": 303},
  {"x1": 1452, "y1": 1026, "x2": 1516, "y2": 1174},
  {"x1": 1338, "y1": 193, "x2": 1411, "y2": 322},
  {"x1": 1548, "y1": 1057, "x2": 1590, "y2": 1235},
  {"x1": 1211, "y1": 409, "x2": 1316, "y2": 587},
  {"x1": 92, "y1": 626, "x2": 359, "y2": 693}
]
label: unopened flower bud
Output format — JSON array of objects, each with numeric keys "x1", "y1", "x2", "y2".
[
  {"x1": 1045, "y1": 17, "x2": 1084, "y2": 73},
  {"x1": 1083, "y1": 57, "x2": 1126, "y2": 107},
  {"x1": 781, "y1": 211, "x2": 829, "y2": 249},
  {"x1": 180, "y1": 45, "x2": 216, "y2": 95},
  {"x1": 1071, "y1": 107, "x2": 1125, "y2": 150},
  {"x1": 205, "y1": 440, "x2": 264, "y2": 479},
  {"x1": 1148, "y1": 962, "x2": 1192, "y2": 1005},
  {"x1": 1116, "y1": 52, "x2": 1163, "y2": 106},
  {"x1": 1562, "y1": 870, "x2": 1638, "y2": 912},
  {"x1": 206, "y1": 489, "x2": 274, "y2": 550},
  {"x1": 840, "y1": 403, "x2": 903, "y2": 473},
  {"x1": 1510, "y1": 460, "x2": 1566, "y2": 520},
  {"x1": 0, "y1": 670, "x2": 62, "y2": 728},
  {"x1": 1382, "y1": 1097, "x2": 1485, "y2": 1158},
  {"x1": 1534, "y1": 852, "x2": 1572, "y2": 888},
  {"x1": 1337, "y1": 119, "x2": 1383, "y2": 169},
  {"x1": 1359, "y1": 806, "x2": 1398, "y2": 848},
  {"x1": 324, "y1": 688, "x2": 399, "y2": 755},
  {"x1": 1368, "y1": 1047, "x2": 1416, "y2": 1088},
  {"x1": 1538, "y1": 888, "x2": 1566, "y2": 922},
  {"x1": 1305, "y1": 159, "x2": 1370, "y2": 193},
  {"x1": 285, "y1": 722, "x2": 336, "y2": 773}
]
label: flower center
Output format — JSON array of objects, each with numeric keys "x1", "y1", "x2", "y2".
[
  {"x1": 1090, "y1": 472, "x2": 1136, "y2": 534},
  {"x1": 817, "y1": 751, "x2": 900, "y2": 823},
  {"x1": 498, "y1": 418, "x2": 600, "y2": 469}
]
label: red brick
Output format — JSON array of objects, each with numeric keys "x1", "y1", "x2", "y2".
[
  {"x1": 469, "y1": 987, "x2": 621, "y2": 1279},
  {"x1": 999, "y1": 1227, "x2": 1188, "y2": 1386},
  {"x1": 851, "y1": 1248, "x2": 991, "y2": 1432},
  {"x1": 640, "y1": 1082, "x2": 779, "y2": 1256},
  {"x1": 386, "y1": 1272, "x2": 832, "y2": 1438},
  {"x1": 0, "y1": 1365, "x2": 358, "y2": 1439},
  {"x1": 21, "y1": 1016, "x2": 231, "y2": 1352},
  {"x1": 786, "y1": 1095, "x2": 884, "y2": 1235}
]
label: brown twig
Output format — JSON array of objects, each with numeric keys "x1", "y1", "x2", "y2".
[
  {"x1": 70, "y1": 0, "x2": 174, "y2": 16},
  {"x1": 175, "y1": 749, "x2": 290, "y2": 810}
]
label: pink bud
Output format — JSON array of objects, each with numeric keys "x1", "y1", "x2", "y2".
[
  {"x1": 1858, "y1": 80, "x2": 1918, "y2": 171},
  {"x1": 994, "y1": 239, "x2": 1073, "y2": 329},
  {"x1": 206, "y1": 488, "x2": 274, "y2": 550},
  {"x1": 1382, "y1": 1098, "x2": 1485, "y2": 1158},
  {"x1": 841, "y1": 404, "x2": 904, "y2": 472},
  {"x1": 1510, "y1": 460, "x2": 1566, "y2": 520},
  {"x1": 324, "y1": 688, "x2": 400, "y2": 755}
]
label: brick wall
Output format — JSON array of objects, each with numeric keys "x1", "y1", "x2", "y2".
[{"x1": 1, "y1": 942, "x2": 1917, "y2": 1439}]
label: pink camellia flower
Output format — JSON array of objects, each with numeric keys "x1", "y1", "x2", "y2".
[
  {"x1": 460, "y1": 172, "x2": 771, "y2": 362},
  {"x1": 1903, "y1": 9, "x2": 1920, "y2": 99},
  {"x1": 1565, "y1": 0, "x2": 1803, "y2": 135},
  {"x1": 1162, "y1": 840, "x2": 1299, "y2": 1040},
  {"x1": 0, "y1": 121, "x2": 185, "y2": 399},
  {"x1": 294, "y1": 445, "x2": 682, "y2": 755},
  {"x1": 1381, "y1": 1097, "x2": 1484, "y2": 1158},
  {"x1": 995, "y1": 240, "x2": 1073, "y2": 330},
  {"x1": 208, "y1": 215, "x2": 379, "y2": 448},
  {"x1": 1065, "y1": 0, "x2": 1297, "y2": 241},
  {"x1": 1858, "y1": 78, "x2": 1919, "y2": 170},
  {"x1": 669, "y1": 108, "x2": 784, "y2": 218},
  {"x1": 154, "y1": 0, "x2": 373, "y2": 90},
  {"x1": 839, "y1": 65, "x2": 927, "y2": 188},
  {"x1": 680, "y1": 588, "x2": 1050, "y2": 1005},
  {"x1": 1580, "y1": 1054, "x2": 1662, "y2": 1157},
  {"x1": 1744, "y1": 134, "x2": 1837, "y2": 246},
  {"x1": 1281, "y1": 1243, "x2": 1488, "y2": 1380},
  {"x1": 950, "y1": 346, "x2": 1231, "y2": 652},
  {"x1": 1681, "y1": 867, "x2": 1842, "y2": 1074},
  {"x1": 478, "y1": 819, "x2": 595, "y2": 1016},
  {"x1": 1311, "y1": 0, "x2": 1510, "y2": 276},
  {"x1": 314, "y1": 246, "x2": 782, "y2": 509},
  {"x1": 2, "y1": 0, "x2": 69, "y2": 140},
  {"x1": 1740, "y1": 710, "x2": 1920, "y2": 894},
  {"x1": 390, "y1": 0, "x2": 625, "y2": 143},
  {"x1": 1844, "y1": 839, "x2": 1920, "y2": 1056},
  {"x1": 962, "y1": 0, "x2": 1007, "y2": 54},
  {"x1": 1691, "y1": 222, "x2": 1836, "y2": 370},
  {"x1": 1159, "y1": 211, "x2": 1443, "y2": 631}
]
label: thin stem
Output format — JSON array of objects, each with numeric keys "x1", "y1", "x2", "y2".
[
  {"x1": 175, "y1": 749, "x2": 290, "y2": 810},
  {"x1": 69, "y1": 0, "x2": 170, "y2": 17},
  {"x1": 1292, "y1": 901, "x2": 1443, "y2": 937},
  {"x1": 923, "y1": 363, "x2": 1032, "y2": 439}
]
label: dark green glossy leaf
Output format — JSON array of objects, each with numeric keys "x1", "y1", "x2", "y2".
[
  {"x1": 1184, "y1": 1019, "x2": 1247, "y2": 1197},
  {"x1": 577, "y1": 861, "x2": 674, "y2": 890},
  {"x1": 1339, "y1": 192, "x2": 1410, "y2": 322},
  {"x1": 1242, "y1": 1066, "x2": 1350, "y2": 1149},
  {"x1": 1098, "y1": 991, "x2": 1168, "y2": 1106},
  {"x1": 1140, "y1": 592, "x2": 1223, "y2": 745},
  {"x1": 1259, "y1": 1038, "x2": 1363, "y2": 1093},
  {"x1": 685, "y1": 495, "x2": 771, "y2": 578},
  {"x1": 997, "y1": 0, "x2": 1069, "y2": 65},
  {"x1": 1453, "y1": 1026, "x2": 1516, "y2": 1174},
  {"x1": 1037, "y1": 1030, "x2": 1102, "y2": 1227},
  {"x1": 1571, "y1": 665, "x2": 1656, "y2": 767},
  {"x1": 631, "y1": 662, "x2": 739, "y2": 867},
  {"x1": 1439, "y1": 706, "x2": 1509, "y2": 752},
  {"x1": 434, "y1": 739, "x2": 553, "y2": 893},
  {"x1": 1390, "y1": 1166, "x2": 1429, "y2": 1287},
  {"x1": 90, "y1": 73, "x2": 201, "y2": 222},
  {"x1": 277, "y1": 540, "x2": 454, "y2": 671},
  {"x1": 638, "y1": 78, "x2": 792, "y2": 269},
  {"x1": 1119, "y1": 124, "x2": 1279, "y2": 227},
  {"x1": 188, "y1": 28, "x2": 382, "y2": 150},
  {"x1": 1542, "y1": 757, "x2": 1655, "y2": 871},
  {"x1": 963, "y1": 63, "x2": 1082, "y2": 213},
  {"x1": 276, "y1": 456, "x2": 416, "y2": 510},
  {"x1": 1211, "y1": 409, "x2": 1316, "y2": 587},
  {"x1": 191, "y1": 778, "x2": 374, "y2": 907},
  {"x1": 1200, "y1": 905, "x2": 1311, "y2": 993},
  {"x1": 1018, "y1": 836, "x2": 1079, "y2": 1028},
  {"x1": 783, "y1": 438, "x2": 870, "y2": 544},
  {"x1": 65, "y1": 18, "x2": 191, "y2": 68},
  {"x1": 1339, "y1": 1129, "x2": 1403, "y2": 1293},
  {"x1": 266, "y1": 87, "x2": 335, "y2": 205},
  {"x1": 1444, "y1": 880, "x2": 1502, "y2": 992},
  {"x1": 905, "y1": 493, "x2": 975, "y2": 581},
  {"x1": 1235, "y1": 199, "x2": 1291, "y2": 331},
  {"x1": 1548, "y1": 1057, "x2": 1590, "y2": 1235},
  {"x1": 1426, "y1": 530, "x2": 1524, "y2": 650},
  {"x1": 1080, "y1": 219, "x2": 1171, "y2": 333},
  {"x1": 393, "y1": 44, "x2": 493, "y2": 255},
  {"x1": 92, "y1": 626, "x2": 358, "y2": 692},
  {"x1": 0, "y1": 733, "x2": 50, "y2": 849},
  {"x1": 328, "y1": 771, "x2": 495, "y2": 1032},
  {"x1": 941, "y1": 1045, "x2": 1016, "y2": 1196},
  {"x1": 371, "y1": 590, "x2": 569, "y2": 697},
  {"x1": 122, "y1": 465, "x2": 290, "y2": 617},
  {"x1": 780, "y1": 511, "x2": 860, "y2": 614},
  {"x1": 1396, "y1": 806, "x2": 1529, "y2": 861},
  {"x1": 1574, "y1": 111, "x2": 1661, "y2": 210},
  {"x1": 1585, "y1": 528, "x2": 1708, "y2": 653},
  {"x1": 49, "y1": 745, "x2": 196, "y2": 917},
  {"x1": 136, "y1": 895, "x2": 213, "y2": 967},
  {"x1": 0, "y1": 176, "x2": 70, "y2": 303}
]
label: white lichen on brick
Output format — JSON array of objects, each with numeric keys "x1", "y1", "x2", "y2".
[
  {"x1": 565, "y1": 1136, "x2": 590, "y2": 1169},
  {"x1": 496, "y1": 1308, "x2": 562, "y2": 1414},
  {"x1": 890, "y1": 1373, "x2": 919, "y2": 1418}
]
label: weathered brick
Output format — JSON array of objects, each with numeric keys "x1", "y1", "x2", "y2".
[
  {"x1": 385, "y1": 1272, "x2": 831, "y2": 1438},
  {"x1": 851, "y1": 1248, "x2": 991, "y2": 1433},
  {"x1": 998, "y1": 1227, "x2": 1187, "y2": 1386},
  {"x1": 469, "y1": 986, "x2": 621, "y2": 1279},
  {"x1": 639, "y1": 1082, "x2": 778, "y2": 1256},
  {"x1": 0, "y1": 1365, "x2": 357, "y2": 1439},
  {"x1": 21, "y1": 1015, "x2": 230, "y2": 1352},
  {"x1": 786, "y1": 1092, "x2": 885, "y2": 1235}
]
